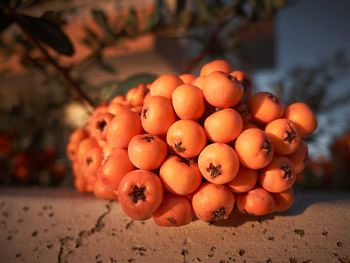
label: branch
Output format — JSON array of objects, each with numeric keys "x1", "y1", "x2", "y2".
[
  {"x1": 3, "y1": 6, "x2": 95, "y2": 109},
  {"x1": 182, "y1": 19, "x2": 228, "y2": 73},
  {"x1": 20, "y1": 28, "x2": 95, "y2": 109}
]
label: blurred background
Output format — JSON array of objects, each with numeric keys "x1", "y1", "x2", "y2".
[{"x1": 0, "y1": 0, "x2": 349, "y2": 190}]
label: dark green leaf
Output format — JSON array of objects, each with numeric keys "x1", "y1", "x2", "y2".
[
  {"x1": 194, "y1": 0, "x2": 211, "y2": 23},
  {"x1": 175, "y1": 0, "x2": 186, "y2": 15},
  {"x1": 10, "y1": 0, "x2": 22, "y2": 8},
  {"x1": 99, "y1": 73, "x2": 157, "y2": 101},
  {"x1": 81, "y1": 26, "x2": 99, "y2": 48},
  {"x1": 117, "y1": 73, "x2": 157, "y2": 94},
  {"x1": 14, "y1": 33, "x2": 34, "y2": 51},
  {"x1": 143, "y1": 0, "x2": 165, "y2": 32},
  {"x1": 144, "y1": 6, "x2": 161, "y2": 32},
  {"x1": 0, "y1": 11, "x2": 14, "y2": 32},
  {"x1": 83, "y1": 26, "x2": 99, "y2": 41},
  {"x1": 41, "y1": 11, "x2": 66, "y2": 26},
  {"x1": 126, "y1": 8, "x2": 138, "y2": 36},
  {"x1": 18, "y1": 0, "x2": 36, "y2": 8},
  {"x1": 91, "y1": 9, "x2": 113, "y2": 36},
  {"x1": 177, "y1": 10, "x2": 193, "y2": 29},
  {"x1": 16, "y1": 15, "x2": 74, "y2": 56},
  {"x1": 81, "y1": 37, "x2": 93, "y2": 48},
  {"x1": 0, "y1": 0, "x2": 10, "y2": 6},
  {"x1": 97, "y1": 59, "x2": 116, "y2": 74}
]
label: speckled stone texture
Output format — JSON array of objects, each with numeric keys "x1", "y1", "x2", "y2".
[{"x1": 0, "y1": 188, "x2": 349, "y2": 263}]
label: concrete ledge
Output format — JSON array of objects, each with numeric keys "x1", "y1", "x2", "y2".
[{"x1": 1, "y1": 188, "x2": 349, "y2": 263}]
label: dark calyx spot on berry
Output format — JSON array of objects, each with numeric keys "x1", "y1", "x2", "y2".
[
  {"x1": 222, "y1": 72, "x2": 234, "y2": 80},
  {"x1": 284, "y1": 123, "x2": 297, "y2": 144},
  {"x1": 206, "y1": 163, "x2": 222, "y2": 178},
  {"x1": 179, "y1": 157, "x2": 194, "y2": 166},
  {"x1": 142, "y1": 108, "x2": 148, "y2": 119},
  {"x1": 142, "y1": 135, "x2": 154, "y2": 142},
  {"x1": 223, "y1": 72, "x2": 239, "y2": 84},
  {"x1": 267, "y1": 93, "x2": 280, "y2": 104},
  {"x1": 174, "y1": 142, "x2": 186, "y2": 153},
  {"x1": 96, "y1": 120, "x2": 107, "y2": 131},
  {"x1": 86, "y1": 157, "x2": 93, "y2": 166},
  {"x1": 281, "y1": 165, "x2": 292, "y2": 179},
  {"x1": 303, "y1": 152, "x2": 309, "y2": 163},
  {"x1": 212, "y1": 207, "x2": 226, "y2": 221},
  {"x1": 129, "y1": 185, "x2": 146, "y2": 203},
  {"x1": 166, "y1": 217, "x2": 176, "y2": 224},
  {"x1": 242, "y1": 78, "x2": 251, "y2": 90},
  {"x1": 262, "y1": 139, "x2": 272, "y2": 155}
]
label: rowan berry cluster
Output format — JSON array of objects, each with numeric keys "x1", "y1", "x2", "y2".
[{"x1": 67, "y1": 59, "x2": 317, "y2": 226}]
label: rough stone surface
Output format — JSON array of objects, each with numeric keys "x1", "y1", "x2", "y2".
[{"x1": 0, "y1": 188, "x2": 349, "y2": 263}]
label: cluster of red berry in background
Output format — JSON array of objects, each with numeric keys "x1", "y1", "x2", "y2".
[{"x1": 67, "y1": 59, "x2": 317, "y2": 226}]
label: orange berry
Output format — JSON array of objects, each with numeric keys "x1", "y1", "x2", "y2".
[
  {"x1": 284, "y1": 102, "x2": 317, "y2": 137},
  {"x1": 203, "y1": 71, "x2": 243, "y2": 108},
  {"x1": 110, "y1": 95, "x2": 127, "y2": 105},
  {"x1": 172, "y1": 84, "x2": 204, "y2": 120},
  {"x1": 128, "y1": 134, "x2": 168, "y2": 170},
  {"x1": 259, "y1": 155, "x2": 296, "y2": 193},
  {"x1": 126, "y1": 84, "x2": 147, "y2": 106},
  {"x1": 166, "y1": 120, "x2": 207, "y2": 158},
  {"x1": 74, "y1": 176, "x2": 87, "y2": 193},
  {"x1": 98, "y1": 149, "x2": 135, "y2": 191},
  {"x1": 85, "y1": 174, "x2": 97, "y2": 193},
  {"x1": 204, "y1": 108, "x2": 243, "y2": 143},
  {"x1": 130, "y1": 105, "x2": 143, "y2": 115},
  {"x1": 101, "y1": 143, "x2": 113, "y2": 161},
  {"x1": 90, "y1": 112, "x2": 114, "y2": 141},
  {"x1": 150, "y1": 74, "x2": 184, "y2": 99},
  {"x1": 191, "y1": 75, "x2": 206, "y2": 90},
  {"x1": 287, "y1": 140, "x2": 308, "y2": 174},
  {"x1": 236, "y1": 186, "x2": 275, "y2": 216},
  {"x1": 247, "y1": 92, "x2": 285, "y2": 124},
  {"x1": 179, "y1": 73, "x2": 197, "y2": 84},
  {"x1": 265, "y1": 118, "x2": 302, "y2": 155},
  {"x1": 234, "y1": 102, "x2": 252, "y2": 124},
  {"x1": 200, "y1": 59, "x2": 232, "y2": 76},
  {"x1": 72, "y1": 161, "x2": 82, "y2": 178},
  {"x1": 230, "y1": 71, "x2": 253, "y2": 98},
  {"x1": 272, "y1": 187, "x2": 294, "y2": 212},
  {"x1": 242, "y1": 122, "x2": 258, "y2": 131},
  {"x1": 76, "y1": 137, "x2": 98, "y2": 164},
  {"x1": 152, "y1": 195, "x2": 193, "y2": 227},
  {"x1": 93, "y1": 180, "x2": 118, "y2": 200},
  {"x1": 159, "y1": 155, "x2": 202, "y2": 195},
  {"x1": 106, "y1": 109, "x2": 142, "y2": 149},
  {"x1": 66, "y1": 141, "x2": 78, "y2": 161},
  {"x1": 226, "y1": 166, "x2": 258, "y2": 193},
  {"x1": 108, "y1": 102, "x2": 129, "y2": 115},
  {"x1": 141, "y1": 96, "x2": 177, "y2": 135},
  {"x1": 69, "y1": 128, "x2": 88, "y2": 144},
  {"x1": 118, "y1": 170, "x2": 163, "y2": 220},
  {"x1": 198, "y1": 143, "x2": 240, "y2": 185},
  {"x1": 192, "y1": 182, "x2": 235, "y2": 221},
  {"x1": 81, "y1": 146, "x2": 103, "y2": 179},
  {"x1": 235, "y1": 128, "x2": 274, "y2": 169}
]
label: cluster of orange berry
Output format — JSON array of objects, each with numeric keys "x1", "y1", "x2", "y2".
[{"x1": 67, "y1": 60, "x2": 317, "y2": 226}]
